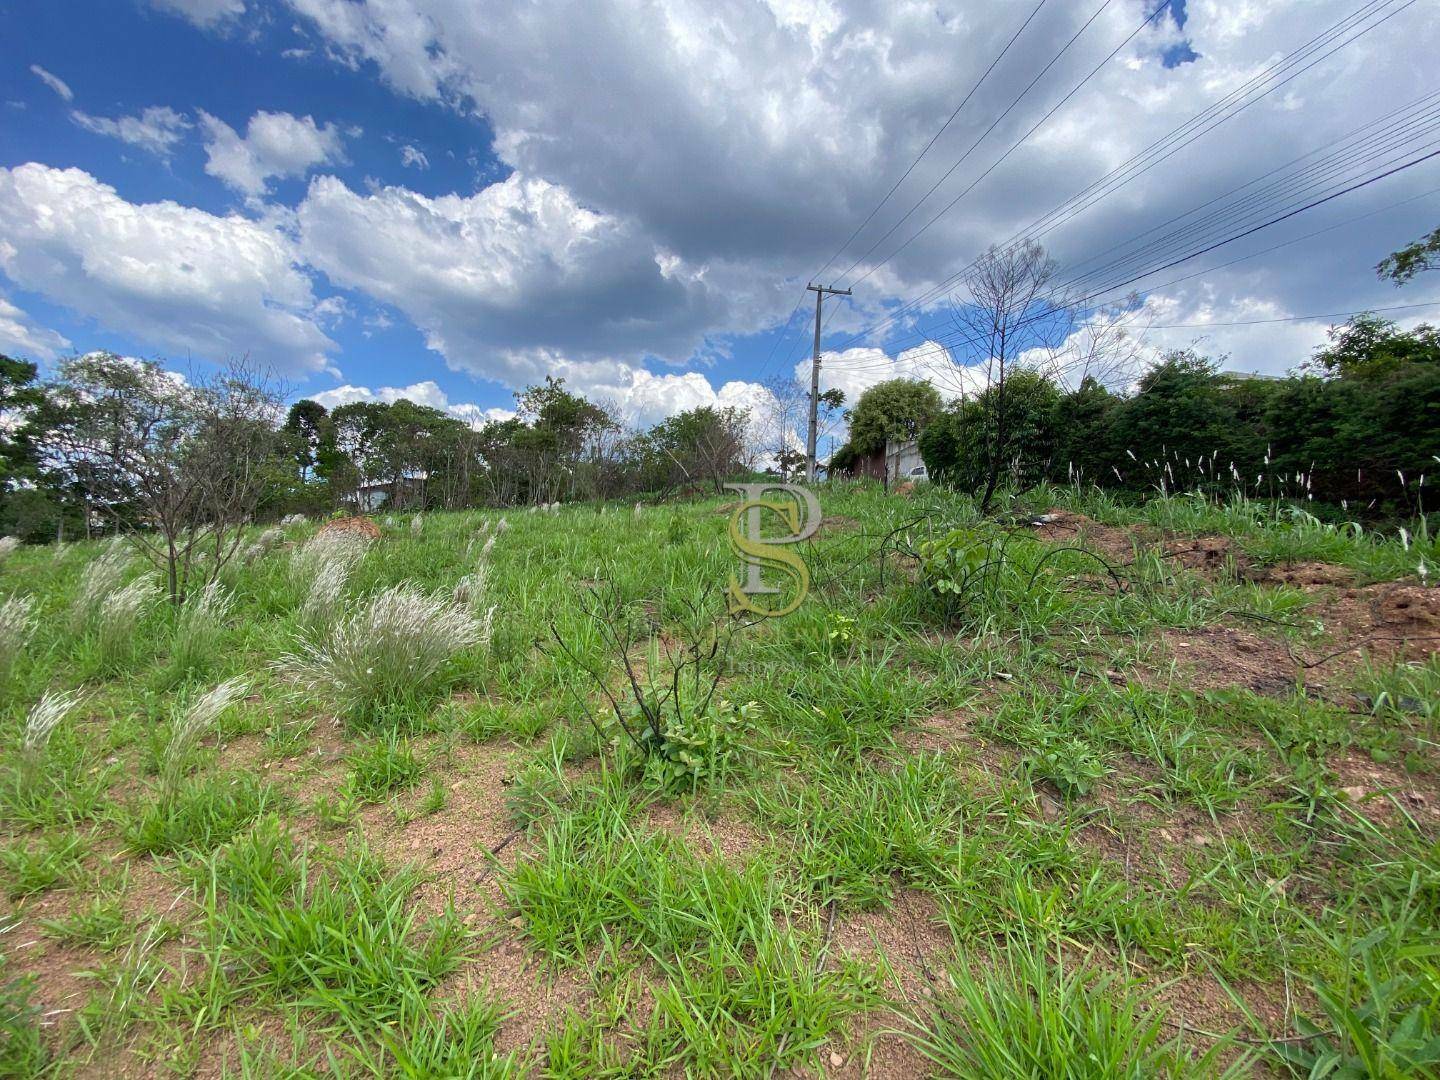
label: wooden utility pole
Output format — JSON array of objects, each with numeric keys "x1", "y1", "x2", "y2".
[{"x1": 805, "y1": 283, "x2": 850, "y2": 482}]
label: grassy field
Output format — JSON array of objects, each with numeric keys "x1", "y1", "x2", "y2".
[{"x1": 0, "y1": 483, "x2": 1437, "y2": 1077}]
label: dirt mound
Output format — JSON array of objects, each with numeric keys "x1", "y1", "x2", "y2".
[
  {"x1": 316, "y1": 515, "x2": 381, "y2": 540},
  {"x1": 1374, "y1": 584, "x2": 1440, "y2": 634},
  {"x1": 1319, "y1": 582, "x2": 1440, "y2": 664},
  {"x1": 1028, "y1": 509, "x2": 1139, "y2": 562},
  {"x1": 1162, "y1": 535, "x2": 1249, "y2": 574},
  {"x1": 1245, "y1": 561, "x2": 1353, "y2": 588},
  {"x1": 1160, "y1": 626, "x2": 1302, "y2": 695}
]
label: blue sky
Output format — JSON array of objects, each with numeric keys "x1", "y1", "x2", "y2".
[
  {"x1": 2, "y1": 0, "x2": 1437, "y2": 432},
  {"x1": 3, "y1": 0, "x2": 516, "y2": 418}
]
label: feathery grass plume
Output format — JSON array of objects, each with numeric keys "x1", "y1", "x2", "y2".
[
  {"x1": 454, "y1": 533, "x2": 496, "y2": 612},
  {"x1": 95, "y1": 577, "x2": 161, "y2": 667},
  {"x1": 288, "y1": 527, "x2": 371, "y2": 589},
  {"x1": 0, "y1": 536, "x2": 20, "y2": 565},
  {"x1": 71, "y1": 542, "x2": 133, "y2": 630},
  {"x1": 23, "y1": 689, "x2": 84, "y2": 760},
  {"x1": 278, "y1": 584, "x2": 479, "y2": 721},
  {"x1": 242, "y1": 526, "x2": 284, "y2": 564},
  {"x1": 411, "y1": 514, "x2": 424, "y2": 536},
  {"x1": 0, "y1": 595, "x2": 37, "y2": 681},
  {"x1": 280, "y1": 513, "x2": 308, "y2": 527},
  {"x1": 300, "y1": 558, "x2": 354, "y2": 629},
  {"x1": 21, "y1": 689, "x2": 86, "y2": 784},
  {"x1": 478, "y1": 603, "x2": 497, "y2": 653},
  {"x1": 169, "y1": 580, "x2": 234, "y2": 676},
  {"x1": 496, "y1": 518, "x2": 510, "y2": 534},
  {"x1": 161, "y1": 677, "x2": 248, "y2": 792}
]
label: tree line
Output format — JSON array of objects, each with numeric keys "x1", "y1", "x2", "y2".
[
  {"x1": 0, "y1": 356, "x2": 765, "y2": 556},
  {"x1": 914, "y1": 313, "x2": 1440, "y2": 517}
]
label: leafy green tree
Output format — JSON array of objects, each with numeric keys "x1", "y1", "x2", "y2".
[
  {"x1": 1051, "y1": 377, "x2": 1120, "y2": 486},
  {"x1": 1378, "y1": 224, "x2": 1440, "y2": 285},
  {"x1": 846, "y1": 379, "x2": 942, "y2": 456},
  {"x1": 636, "y1": 405, "x2": 751, "y2": 494},
  {"x1": 920, "y1": 369, "x2": 1059, "y2": 495},
  {"x1": 1308, "y1": 314, "x2": 1440, "y2": 379},
  {"x1": 283, "y1": 399, "x2": 330, "y2": 482},
  {"x1": 39, "y1": 353, "x2": 286, "y2": 602}
]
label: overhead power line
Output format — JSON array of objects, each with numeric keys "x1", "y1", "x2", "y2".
[
  {"x1": 1143, "y1": 301, "x2": 1440, "y2": 328},
  {"x1": 809, "y1": 0, "x2": 1052, "y2": 285},
  {"x1": 825, "y1": 138, "x2": 1440, "y2": 375},
  {"x1": 835, "y1": 0, "x2": 1417, "y2": 349}
]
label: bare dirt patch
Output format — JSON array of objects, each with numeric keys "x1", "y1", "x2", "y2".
[
  {"x1": 1029, "y1": 509, "x2": 1142, "y2": 563},
  {"x1": 1162, "y1": 535, "x2": 1250, "y2": 575},
  {"x1": 1158, "y1": 626, "x2": 1304, "y2": 695},
  {"x1": 1246, "y1": 561, "x2": 1354, "y2": 588},
  {"x1": 1312, "y1": 581, "x2": 1440, "y2": 665},
  {"x1": 641, "y1": 800, "x2": 767, "y2": 866}
]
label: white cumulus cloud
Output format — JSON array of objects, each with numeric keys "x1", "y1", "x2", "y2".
[
  {"x1": 148, "y1": 0, "x2": 245, "y2": 28},
  {"x1": 0, "y1": 293, "x2": 71, "y2": 361},
  {"x1": 307, "y1": 379, "x2": 514, "y2": 426},
  {"x1": 0, "y1": 163, "x2": 335, "y2": 375},
  {"x1": 200, "y1": 110, "x2": 350, "y2": 196},
  {"x1": 297, "y1": 171, "x2": 734, "y2": 382}
]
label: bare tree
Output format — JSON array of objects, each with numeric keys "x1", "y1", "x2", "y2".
[
  {"x1": 42, "y1": 353, "x2": 285, "y2": 604},
  {"x1": 1033, "y1": 294, "x2": 1149, "y2": 391},
  {"x1": 761, "y1": 374, "x2": 807, "y2": 480},
  {"x1": 950, "y1": 240, "x2": 1059, "y2": 514}
]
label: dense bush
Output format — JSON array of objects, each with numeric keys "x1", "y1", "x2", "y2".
[{"x1": 919, "y1": 318, "x2": 1440, "y2": 516}]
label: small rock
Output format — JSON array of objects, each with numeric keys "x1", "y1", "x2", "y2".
[
  {"x1": 1341, "y1": 785, "x2": 1367, "y2": 802},
  {"x1": 509, "y1": 915, "x2": 525, "y2": 931},
  {"x1": 1191, "y1": 833, "x2": 1212, "y2": 848},
  {"x1": 1176, "y1": 641, "x2": 1191, "y2": 649},
  {"x1": 451, "y1": 779, "x2": 466, "y2": 792},
  {"x1": 829, "y1": 1051, "x2": 845, "y2": 1068}
]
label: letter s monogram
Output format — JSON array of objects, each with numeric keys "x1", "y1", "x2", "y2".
[{"x1": 726, "y1": 499, "x2": 811, "y2": 617}]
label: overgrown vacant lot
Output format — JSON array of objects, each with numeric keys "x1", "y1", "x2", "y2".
[{"x1": 1, "y1": 484, "x2": 1438, "y2": 1077}]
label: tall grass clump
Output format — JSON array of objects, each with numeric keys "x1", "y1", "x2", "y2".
[
  {"x1": 20, "y1": 690, "x2": 86, "y2": 790},
  {"x1": 0, "y1": 536, "x2": 19, "y2": 565},
  {"x1": 241, "y1": 526, "x2": 284, "y2": 564},
  {"x1": 93, "y1": 577, "x2": 161, "y2": 671},
  {"x1": 161, "y1": 677, "x2": 248, "y2": 792},
  {"x1": 0, "y1": 596, "x2": 37, "y2": 684},
  {"x1": 127, "y1": 677, "x2": 278, "y2": 854},
  {"x1": 288, "y1": 528, "x2": 371, "y2": 589},
  {"x1": 0, "y1": 689, "x2": 107, "y2": 827},
  {"x1": 166, "y1": 580, "x2": 234, "y2": 680},
  {"x1": 278, "y1": 585, "x2": 479, "y2": 725},
  {"x1": 452, "y1": 533, "x2": 497, "y2": 651},
  {"x1": 900, "y1": 938, "x2": 1243, "y2": 1077},
  {"x1": 69, "y1": 541, "x2": 132, "y2": 631},
  {"x1": 300, "y1": 559, "x2": 354, "y2": 630}
]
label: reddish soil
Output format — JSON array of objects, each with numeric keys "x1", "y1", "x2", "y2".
[
  {"x1": 314, "y1": 516, "x2": 381, "y2": 540},
  {"x1": 1029, "y1": 509, "x2": 1142, "y2": 563},
  {"x1": 1159, "y1": 626, "x2": 1305, "y2": 695}
]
